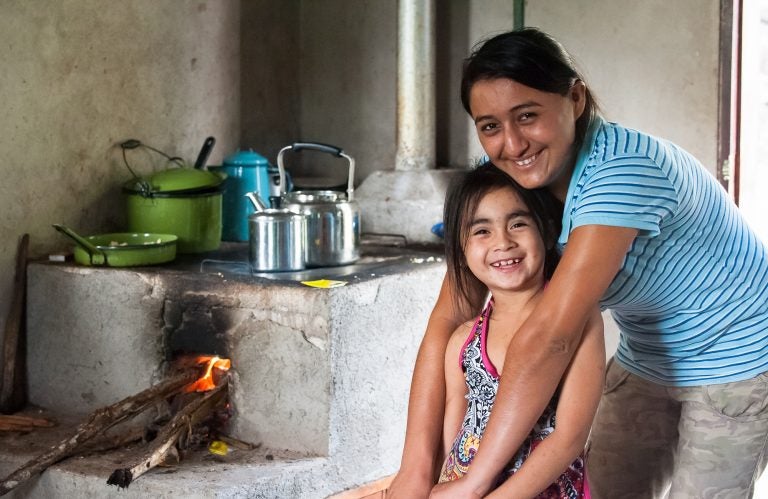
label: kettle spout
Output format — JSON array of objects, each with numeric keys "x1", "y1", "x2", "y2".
[{"x1": 245, "y1": 192, "x2": 268, "y2": 212}]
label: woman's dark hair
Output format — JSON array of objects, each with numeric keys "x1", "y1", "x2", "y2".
[
  {"x1": 444, "y1": 162, "x2": 562, "y2": 315},
  {"x1": 460, "y1": 27, "x2": 600, "y2": 152}
]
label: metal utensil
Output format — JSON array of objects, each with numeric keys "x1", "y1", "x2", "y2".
[
  {"x1": 245, "y1": 192, "x2": 306, "y2": 272},
  {"x1": 277, "y1": 142, "x2": 360, "y2": 267},
  {"x1": 194, "y1": 136, "x2": 216, "y2": 170}
]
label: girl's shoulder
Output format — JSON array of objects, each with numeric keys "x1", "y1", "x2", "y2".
[
  {"x1": 449, "y1": 320, "x2": 476, "y2": 347},
  {"x1": 445, "y1": 320, "x2": 477, "y2": 368}
]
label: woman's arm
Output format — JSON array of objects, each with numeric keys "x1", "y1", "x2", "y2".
[
  {"x1": 431, "y1": 224, "x2": 636, "y2": 498},
  {"x1": 388, "y1": 275, "x2": 479, "y2": 498},
  {"x1": 486, "y1": 307, "x2": 605, "y2": 498}
]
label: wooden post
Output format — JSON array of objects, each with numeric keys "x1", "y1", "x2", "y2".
[{"x1": 0, "y1": 234, "x2": 29, "y2": 413}]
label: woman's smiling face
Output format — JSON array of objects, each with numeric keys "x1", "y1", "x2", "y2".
[{"x1": 469, "y1": 78, "x2": 586, "y2": 201}]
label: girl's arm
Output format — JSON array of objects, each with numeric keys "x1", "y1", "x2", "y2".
[
  {"x1": 487, "y1": 307, "x2": 605, "y2": 498},
  {"x1": 388, "y1": 275, "x2": 479, "y2": 498},
  {"x1": 430, "y1": 224, "x2": 636, "y2": 498},
  {"x1": 442, "y1": 324, "x2": 472, "y2": 458}
]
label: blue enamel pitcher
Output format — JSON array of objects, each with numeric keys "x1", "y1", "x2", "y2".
[{"x1": 210, "y1": 150, "x2": 272, "y2": 242}]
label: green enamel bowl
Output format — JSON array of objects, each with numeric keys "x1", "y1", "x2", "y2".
[{"x1": 53, "y1": 224, "x2": 177, "y2": 267}]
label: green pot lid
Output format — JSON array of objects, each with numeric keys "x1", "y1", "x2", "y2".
[{"x1": 124, "y1": 167, "x2": 225, "y2": 194}]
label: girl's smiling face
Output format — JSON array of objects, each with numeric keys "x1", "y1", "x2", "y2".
[
  {"x1": 469, "y1": 78, "x2": 586, "y2": 201},
  {"x1": 463, "y1": 186, "x2": 546, "y2": 295}
]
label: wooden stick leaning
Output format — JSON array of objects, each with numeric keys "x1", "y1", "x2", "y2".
[
  {"x1": 0, "y1": 369, "x2": 200, "y2": 497},
  {"x1": 107, "y1": 379, "x2": 229, "y2": 489},
  {"x1": 0, "y1": 233, "x2": 29, "y2": 414}
]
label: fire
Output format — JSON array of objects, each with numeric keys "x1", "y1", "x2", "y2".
[{"x1": 185, "y1": 356, "x2": 231, "y2": 392}]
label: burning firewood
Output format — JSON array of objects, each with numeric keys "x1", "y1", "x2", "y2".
[
  {"x1": 107, "y1": 379, "x2": 229, "y2": 488},
  {"x1": 0, "y1": 368, "x2": 200, "y2": 497}
]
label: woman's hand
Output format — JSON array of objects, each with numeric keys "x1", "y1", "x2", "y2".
[
  {"x1": 429, "y1": 478, "x2": 484, "y2": 499},
  {"x1": 386, "y1": 470, "x2": 433, "y2": 499}
]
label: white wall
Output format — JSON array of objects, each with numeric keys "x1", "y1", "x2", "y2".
[
  {"x1": 527, "y1": 0, "x2": 720, "y2": 175},
  {"x1": 738, "y1": 1, "x2": 768, "y2": 244}
]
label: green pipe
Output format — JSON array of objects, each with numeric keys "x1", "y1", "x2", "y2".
[{"x1": 514, "y1": 0, "x2": 525, "y2": 29}]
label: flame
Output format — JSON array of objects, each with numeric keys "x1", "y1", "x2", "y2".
[{"x1": 185, "y1": 356, "x2": 231, "y2": 392}]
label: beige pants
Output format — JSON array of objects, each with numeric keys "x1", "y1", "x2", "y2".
[{"x1": 587, "y1": 358, "x2": 768, "y2": 499}]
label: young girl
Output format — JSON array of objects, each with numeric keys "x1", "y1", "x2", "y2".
[{"x1": 435, "y1": 163, "x2": 604, "y2": 497}]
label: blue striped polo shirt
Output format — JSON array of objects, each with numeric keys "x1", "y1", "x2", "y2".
[{"x1": 559, "y1": 119, "x2": 768, "y2": 386}]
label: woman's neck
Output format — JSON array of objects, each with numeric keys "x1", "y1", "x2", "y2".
[{"x1": 549, "y1": 149, "x2": 578, "y2": 202}]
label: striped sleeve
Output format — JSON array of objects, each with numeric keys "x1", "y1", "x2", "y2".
[{"x1": 570, "y1": 154, "x2": 679, "y2": 237}]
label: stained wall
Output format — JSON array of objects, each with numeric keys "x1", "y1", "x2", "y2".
[{"x1": 0, "y1": 1, "x2": 724, "y2": 379}]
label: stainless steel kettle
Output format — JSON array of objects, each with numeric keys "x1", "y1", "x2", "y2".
[
  {"x1": 245, "y1": 192, "x2": 306, "y2": 272},
  {"x1": 277, "y1": 142, "x2": 360, "y2": 267}
]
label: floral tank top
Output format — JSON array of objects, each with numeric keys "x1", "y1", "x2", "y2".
[{"x1": 438, "y1": 300, "x2": 589, "y2": 498}]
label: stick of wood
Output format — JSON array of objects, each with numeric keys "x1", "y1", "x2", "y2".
[
  {"x1": 0, "y1": 423, "x2": 36, "y2": 432},
  {"x1": 0, "y1": 414, "x2": 54, "y2": 428},
  {"x1": 107, "y1": 379, "x2": 228, "y2": 489},
  {"x1": 0, "y1": 234, "x2": 29, "y2": 413},
  {"x1": 78, "y1": 425, "x2": 146, "y2": 456},
  {"x1": 0, "y1": 369, "x2": 200, "y2": 496}
]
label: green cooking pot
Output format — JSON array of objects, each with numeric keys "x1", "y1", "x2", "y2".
[
  {"x1": 53, "y1": 224, "x2": 177, "y2": 267},
  {"x1": 123, "y1": 166, "x2": 225, "y2": 254}
]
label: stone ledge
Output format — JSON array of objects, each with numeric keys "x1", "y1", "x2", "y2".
[{"x1": 0, "y1": 414, "x2": 341, "y2": 498}]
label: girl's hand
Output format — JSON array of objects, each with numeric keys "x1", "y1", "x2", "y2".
[{"x1": 429, "y1": 478, "x2": 484, "y2": 499}]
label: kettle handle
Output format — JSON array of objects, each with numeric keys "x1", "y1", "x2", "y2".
[
  {"x1": 291, "y1": 142, "x2": 342, "y2": 156},
  {"x1": 276, "y1": 142, "x2": 356, "y2": 201}
]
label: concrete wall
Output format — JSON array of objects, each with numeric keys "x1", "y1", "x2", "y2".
[
  {"x1": 0, "y1": 1, "x2": 241, "y2": 367},
  {"x1": 526, "y1": 0, "x2": 720, "y2": 175},
  {"x1": 297, "y1": 0, "x2": 398, "y2": 185},
  {"x1": 239, "y1": 1, "x2": 300, "y2": 164},
  {"x1": 0, "y1": 1, "x2": 726, "y2": 378}
]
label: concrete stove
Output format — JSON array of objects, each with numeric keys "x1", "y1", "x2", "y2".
[{"x1": 1, "y1": 242, "x2": 445, "y2": 498}]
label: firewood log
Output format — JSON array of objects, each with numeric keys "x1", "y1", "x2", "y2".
[
  {"x1": 0, "y1": 414, "x2": 55, "y2": 432},
  {"x1": 0, "y1": 369, "x2": 199, "y2": 496},
  {"x1": 107, "y1": 379, "x2": 228, "y2": 488}
]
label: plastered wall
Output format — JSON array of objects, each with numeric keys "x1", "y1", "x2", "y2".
[
  {"x1": 0, "y1": 1, "x2": 723, "y2": 375},
  {"x1": 527, "y1": 0, "x2": 720, "y2": 175},
  {"x1": 0, "y1": 1, "x2": 242, "y2": 356}
]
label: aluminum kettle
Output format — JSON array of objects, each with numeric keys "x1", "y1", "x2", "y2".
[
  {"x1": 277, "y1": 142, "x2": 360, "y2": 267},
  {"x1": 245, "y1": 192, "x2": 306, "y2": 272}
]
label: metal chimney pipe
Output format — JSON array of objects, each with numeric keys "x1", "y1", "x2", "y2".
[{"x1": 396, "y1": 0, "x2": 435, "y2": 171}]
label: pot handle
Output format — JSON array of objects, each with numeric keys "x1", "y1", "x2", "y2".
[
  {"x1": 276, "y1": 142, "x2": 356, "y2": 201},
  {"x1": 52, "y1": 224, "x2": 106, "y2": 265}
]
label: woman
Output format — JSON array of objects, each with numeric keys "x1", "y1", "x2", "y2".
[{"x1": 389, "y1": 28, "x2": 768, "y2": 499}]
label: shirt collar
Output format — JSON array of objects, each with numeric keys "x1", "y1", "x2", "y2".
[{"x1": 558, "y1": 116, "x2": 604, "y2": 246}]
